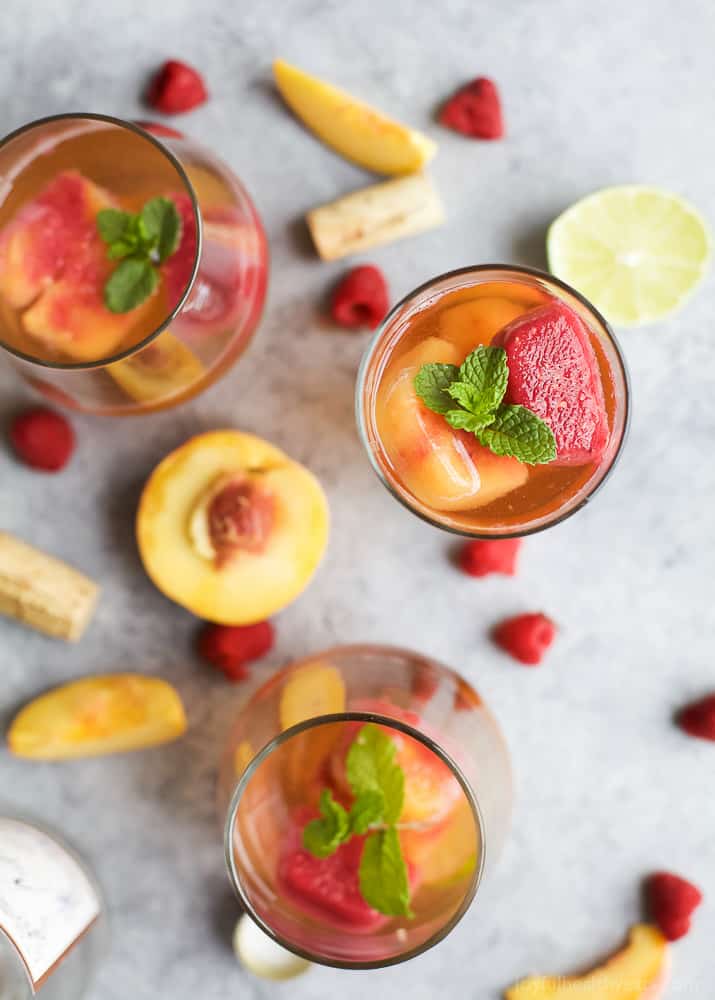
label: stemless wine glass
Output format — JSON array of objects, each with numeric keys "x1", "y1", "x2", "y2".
[
  {"x1": 219, "y1": 645, "x2": 512, "y2": 969},
  {"x1": 0, "y1": 113, "x2": 268, "y2": 414},
  {"x1": 0, "y1": 813, "x2": 105, "y2": 1000},
  {"x1": 356, "y1": 265, "x2": 630, "y2": 537}
]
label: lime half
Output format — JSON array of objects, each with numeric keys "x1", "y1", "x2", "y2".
[{"x1": 547, "y1": 185, "x2": 710, "y2": 326}]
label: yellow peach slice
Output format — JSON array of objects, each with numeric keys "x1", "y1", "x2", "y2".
[
  {"x1": 273, "y1": 59, "x2": 436, "y2": 176},
  {"x1": 439, "y1": 297, "x2": 525, "y2": 360},
  {"x1": 7, "y1": 674, "x2": 187, "y2": 760},
  {"x1": 136, "y1": 431, "x2": 329, "y2": 625},
  {"x1": 279, "y1": 661, "x2": 346, "y2": 731},
  {"x1": 107, "y1": 331, "x2": 204, "y2": 403},
  {"x1": 377, "y1": 337, "x2": 481, "y2": 512},
  {"x1": 505, "y1": 924, "x2": 670, "y2": 1000},
  {"x1": 400, "y1": 795, "x2": 478, "y2": 888},
  {"x1": 377, "y1": 337, "x2": 527, "y2": 511},
  {"x1": 234, "y1": 740, "x2": 255, "y2": 776}
]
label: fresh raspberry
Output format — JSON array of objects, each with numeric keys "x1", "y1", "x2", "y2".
[
  {"x1": 440, "y1": 77, "x2": 504, "y2": 140},
  {"x1": 134, "y1": 120, "x2": 185, "y2": 139},
  {"x1": 412, "y1": 664, "x2": 440, "y2": 703},
  {"x1": 146, "y1": 60, "x2": 208, "y2": 114},
  {"x1": 646, "y1": 871, "x2": 703, "y2": 941},
  {"x1": 331, "y1": 265, "x2": 389, "y2": 330},
  {"x1": 492, "y1": 612, "x2": 556, "y2": 666},
  {"x1": 677, "y1": 694, "x2": 715, "y2": 742},
  {"x1": 197, "y1": 621, "x2": 275, "y2": 682},
  {"x1": 458, "y1": 538, "x2": 522, "y2": 577},
  {"x1": 8, "y1": 407, "x2": 75, "y2": 472}
]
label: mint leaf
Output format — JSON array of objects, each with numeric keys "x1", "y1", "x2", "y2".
[
  {"x1": 459, "y1": 346, "x2": 509, "y2": 413},
  {"x1": 107, "y1": 237, "x2": 141, "y2": 260},
  {"x1": 349, "y1": 789, "x2": 384, "y2": 835},
  {"x1": 359, "y1": 828, "x2": 413, "y2": 917},
  {"x1": 104, "y1": 258, "x2": 158, "y2": 313},
  {"x1": 444, "y1": 409, "x2": 494, "y2": 433},
  {"x1": 346, "y1": 724, "x2": 404, "y2": 825},
  {"x1": 97, "y1": 209, "x2": 133, "y2": 245},
  {"x1": 302, "y1": 789, "x2": 350, "y2": 858},
  {"x1": 414, "y1": 363, "x2": 460, "y2": 415},
  {"x1": 140, "y1": 197, "x2": 182, "y2": 263},
  {"x1": 478, "y1": 405, "x2": 557, "y2": 465}
]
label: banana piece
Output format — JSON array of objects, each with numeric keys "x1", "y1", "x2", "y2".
[
  {"x1": 0, "y1": 532, "x2": 99, "y2": 641},
  {"x1": 306, "y1": 172, "x2": 445, "y2": 261}
]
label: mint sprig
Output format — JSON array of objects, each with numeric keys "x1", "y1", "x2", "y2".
[
  {"x1": 414, "y1": 345, "x2": 557, "y2": 465},
  {"x1": 97, "y1": 198, "x2": 182, "y2": 314},
  {"x1": 301, "y1": 723, "x2": 413, "y2": 918}
]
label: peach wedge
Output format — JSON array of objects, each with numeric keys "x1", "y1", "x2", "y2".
[
  {"x1": 136, "y1": 431, "x2": 329, "y2": 624},
  {"x1": 505, "y1": 924, "x2": 670, "y2": 1000},
  {"x1": 107, "y1": 331, "x2": 204, "y2": 404},
  {"x1": 8, "y1": 674, "x2": 187, "y2": 760},
  {"x1": 273, "y1": 59, "x2": 436, "y2": 176}
]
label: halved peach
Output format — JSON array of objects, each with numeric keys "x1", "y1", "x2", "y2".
[
  {"x1": 7, "y1": 674, "x2": 187, "y2": 760},
  {"x1": 505, "y1": 924, "x2": 670, "y2": 1000},
  {"x1": 107, "y1": 331, "x2": 204, "y2": 403},
  {"x1": 376, "y1": 337, "x2": 527, "y2": 511},
  {"x1": 439, "y1": 297, "x2": 525, "y2": 360},
  {"x1": 136, "y1": 431, "x2": 329, "y2": 624}
]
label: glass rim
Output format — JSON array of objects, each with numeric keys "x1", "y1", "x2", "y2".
[
  {"x1": 224, "y1": 707, "x2": 486, "y2": 970},
  {"x1": 355, "y1": 262, "x2": 631, "y2": 540},
  {"x1": 0, "y1": 111, "x2": 202, "y2": 371}
]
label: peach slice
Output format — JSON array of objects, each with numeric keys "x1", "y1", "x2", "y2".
[
  {"x1": 0, "y1": 170, "x2": 157, "y2": 362},
  {"x1": 273, "y1": 59, "x2": 436, "y2": 176},
  {"x1": 7, "y1": 674, "x2": 187, "y2": 760},
  {"x1": 279, "y1": 662, "x2": 346, "y2": 731},
  {"x1": 505, "y1": 925, "x2": 670, "y2": 1000},
  {"x1": 0, "y1": 171, "x2": 111, "y2": 310},
  {"x1": 136, "y1": 431, "x2": 329, "y2": 625},
  {"x1": 107, "y1": 331, "x2": 204, "y2": 403},
  {"x1": 400, "y1": 794, "x2": 478, "y2": 888},
  {"x1": 439, "y1": 297, "x2": 525, "y2": 360},
  {"x1": 234, "y1": 739, "x2": 255, "y2": 776},
  {"x1": 376, "y1": 337, "x2": 528, "y2": 511}
]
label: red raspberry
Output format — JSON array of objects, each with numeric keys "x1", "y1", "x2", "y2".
[
  {"x1": 331, "y1": 266, "x2": 389, "y2": 330},
  {"x1": 646, "y1": 871, "x2": 703, "y2": 941},
  {"x1": 134, "y1": 120, "x2": 185, "y2": 139},
  {"x1": 492, "y1": 612, "x2": 556, "y2": 666},
  {"x1": 146, "y1": 60, "x2": 208, "y2": 114},
  {"x1": 458, "y1": 538, "x2": 522, "y2": 577},
  {"x1": 9, "y1": 407, "x2": 75, "y2": 472},
  {"x1": 412, "y1": 664, "x2": 440, "y2": 703},
  {"x1": 677, "y1": 694, "x2": 715, "y2": 742},
  {"x1": 440, "y1": 77, "x2": 504, "y2": 140},
  {"x1": 197, "y1": 621, "x2": 275, "y2": 682}
]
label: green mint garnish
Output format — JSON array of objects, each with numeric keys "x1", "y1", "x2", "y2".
[
  {"x1": 478, "y1": 404, "x2": 558, "y2": 463},
  {"x1": 346, "y1": 722, "x2": 405, "y2": 825},
  {"x1": 301, "y1": 723, "x2": 412, "y2": 918},
  {"x1": 303, "y1": 789, "x2": 350, "y2": 858},
  {"x1": 359, "y1": 827, "x2": 413, "y2": 918},
  {"x1": 97, "y1": 198, "x2": 182, "y2": 314},
  {"x1": 414, "y1": 345, "x2": 557, "y2": 465},
  {"x1": 104, "y1": 258, "x2": 158, "y2": 314}
]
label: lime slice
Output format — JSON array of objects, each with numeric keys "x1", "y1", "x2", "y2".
[
  {"x1": 547, "y1": 186, "x2": 710, "y2": 326},
  {"x1": 233, "y1": 915, "x2": 311, "y2": 980}
]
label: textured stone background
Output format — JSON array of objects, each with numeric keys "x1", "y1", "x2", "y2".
[{"x1": 1, "y1": 1, "x2": 714, "y2": 996}]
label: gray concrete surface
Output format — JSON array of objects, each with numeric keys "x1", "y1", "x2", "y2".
[{"x1": 1, "y1": 1, "x2": 714, "y2": 996}]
